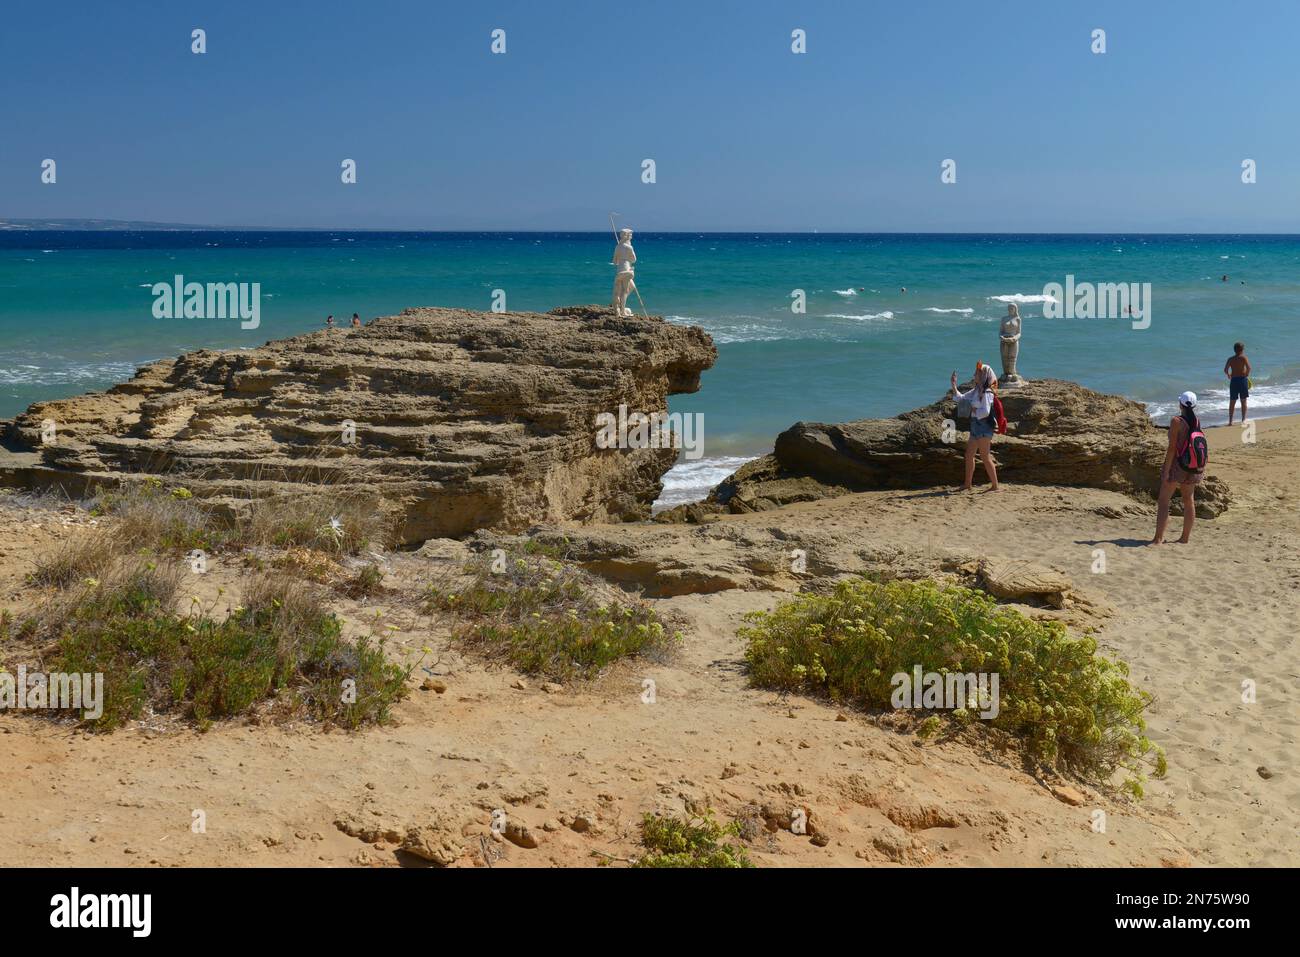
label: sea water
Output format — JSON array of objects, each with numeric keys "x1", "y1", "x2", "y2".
[{"x1": 3, "y1": 231, "x2": 1297, "y2": 505}]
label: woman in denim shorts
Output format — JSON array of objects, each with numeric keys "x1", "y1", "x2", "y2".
[{"x1": 951, "y1": 362, "x2": 1000, "y2": 491}]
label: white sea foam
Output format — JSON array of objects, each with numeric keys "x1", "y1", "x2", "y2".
[
  {"x1": 0, "y1": 360, "x2": 140, "y2": 386},
  {"x1": 988, "y1": 293, "x2": 1058, "y2": 304},
  {"x1": 663, "y1": 315, "x2": 790, "y2": 344},
  {"x1": 1147, "y1": 378, "x2": 1300, "y2": 424},
  {"x1": 923, "y1": 307, "x2": 974, "y2": 314},
  {"x1": 653, "y1": 455, "x2": 757, "y2": 511},
  {"x1": 834, "y1": 288, "x2": 859, "y2": 297},
  {"x1": 825, "y1": 311, "x2": 893, "y2": 321}
]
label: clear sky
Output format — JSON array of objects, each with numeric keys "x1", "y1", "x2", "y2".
[{"x1": 1, "y1": 0, "x2": 1296, "y2": 231}]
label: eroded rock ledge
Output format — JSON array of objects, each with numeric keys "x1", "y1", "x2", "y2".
[
  {"x1": 663, "y1": 378, "x2": 1229, "y2": 520},
  {"x1": 0, "y1": 305, "x2": 716, "y2": 542}
]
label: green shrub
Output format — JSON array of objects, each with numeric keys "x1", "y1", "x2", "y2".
[
  {"x1": 635, "y1": 812, "x2": 753, "y2": 868},
  {"x1": 740, "y1": 576, "x2": 1165, "y2": 794},
  {"x1": 45, "y1": 571, "x2": 410, "y2": 731},
  {"x1": 430, "y1": 551, "x2": 678, "y2": 682},
  {"x1": 338, "y1": 563, "x2": 385, "y2": 599}
]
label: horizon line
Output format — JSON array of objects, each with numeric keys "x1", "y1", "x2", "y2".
[{"x1": 5, "y1": 221, "x2": 1300, "y2": 238}]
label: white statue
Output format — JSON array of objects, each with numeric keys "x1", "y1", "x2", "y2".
[
  {"x1": 611, "y1": 228, "x2": 637, "y2": 317},
  {"x1": 999, "y1": 303, "x2": 1024, "y2": 386}
]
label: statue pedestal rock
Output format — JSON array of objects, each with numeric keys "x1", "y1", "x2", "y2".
[
  {"x1": 611, "y1": 228, "x2": 637, "y2": 317},
  {"x1": 999, "y1": 304, "x2": 1025, "y2": 388}
]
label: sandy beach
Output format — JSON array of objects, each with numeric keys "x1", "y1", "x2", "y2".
[{"x1": 2, "y1": 398, "x2": 1293, "y2": 868}]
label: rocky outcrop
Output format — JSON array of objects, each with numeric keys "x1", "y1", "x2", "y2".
[
  {"x1": 683, "y1": 379, "x2": 1228, "y2": 518},
  {"x1": 976, "y1": 558, "x2": 1073, "y2": 609},
  {"x1": 0, "y1": 305, "x2": 716, "y2": 543}
]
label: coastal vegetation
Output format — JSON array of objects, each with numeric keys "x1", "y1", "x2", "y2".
[
  {"x1": 9, "y1": 480, "x2": 411, "y2": 733},
  {"x1": 427, "y1": 549, "x2": 680, "y2": 682},
  {"x1": 741, "y1": 575, "x2": 1166, "y2": 795},
  {"x1": 27, "y1": 564, "x2": 410, "y2": 731},
  {"x1": 87, "y1": 478, "x2": 392, "y2": 557},
  {"x1": 634, "y1": 812, "x2": 753, "y2": 868}
]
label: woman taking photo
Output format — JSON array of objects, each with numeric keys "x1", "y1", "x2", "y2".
[{"x1": 951, "y1": 362, "x2": 1000, "y2": 491}]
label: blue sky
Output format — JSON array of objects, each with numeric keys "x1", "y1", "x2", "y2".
[{"x1": 1, "y1": 0, "x2": 1296, "y2": 231}]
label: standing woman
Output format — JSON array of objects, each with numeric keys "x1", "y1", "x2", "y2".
[
  {"x1": 1151, "y1": 391, "x2": 1206, "y2": 545},
  {"x1": 950, "y1": 362, "x2": 1000, "y2": 491}
]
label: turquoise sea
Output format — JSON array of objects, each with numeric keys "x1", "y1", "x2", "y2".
[{"x1": 3, "y1": 231, "x2": 1298, "y2": 504}]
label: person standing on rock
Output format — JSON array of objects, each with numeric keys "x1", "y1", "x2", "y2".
[
  {"x1": 1151, "y1": 391, "x2": 1207, "y2": 545},
  {"x1": 951, "y1": 362, "x2": 1000, "y2": 492}
]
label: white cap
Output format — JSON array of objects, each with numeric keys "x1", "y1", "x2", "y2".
[{"x1": 1178, "y1": 390, "x2": 1197, "y2": 408}]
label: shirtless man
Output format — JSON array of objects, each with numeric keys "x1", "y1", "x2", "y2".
[{"x1": 1224, "y1": 341, "x2": 1251, "y2": 425}]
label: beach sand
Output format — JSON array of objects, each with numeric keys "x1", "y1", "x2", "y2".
[{"x1": 0, "y1": 415, "x2": 1294, "y2": 867}]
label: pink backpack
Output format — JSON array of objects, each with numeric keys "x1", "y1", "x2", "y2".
[{"x1": 1177, "y1": 415, "x2": 1208, "y2": 472}]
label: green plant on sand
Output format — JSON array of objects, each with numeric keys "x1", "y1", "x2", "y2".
[
  {"x1": 44, "y1": 566, "x2": 412, "y2": 731},
  {"x1": 634, "y1": 811, "x2": 754, "y2": 868},
  {"x1": 741, "y1": 575, "x2": 1166, "y2": 796},
  {"x1": 427, "y1": 549, "x2": 678, "y2": 682}
]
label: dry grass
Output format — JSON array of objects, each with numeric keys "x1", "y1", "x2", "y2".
[
  {"x1": 235, "y1": 491, "x2": 393, "y2": 556},
  {"x1": 90, "y1": 480, "x2": 217, "y2": 552},
  {"x1": 28, "y1": 530, "x2": 120, "y2": 589}
]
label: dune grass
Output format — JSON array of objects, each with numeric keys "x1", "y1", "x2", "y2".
[
  {"x1": 87, "y1": 478, "x2": 392, "y2": 558},
  {"x1": 428, "y1": 549, "x2": 679, "y2": 682},
  {"x1": 90, "y1": 480, "x2": 216, "y2": 552},
  {"x1": 28, "y1": 530, "x2": 120, "y2": 589},
  {"x1": 235, "y1": 491, "x2": 392, "y2": 556},
  {"x1": 741, "y1": 575, "x2": 1166, "y2": 795}
]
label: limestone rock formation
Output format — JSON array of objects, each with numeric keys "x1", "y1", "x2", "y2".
[
  {"x1": 692, "y1": 379, "x2": 1228, "y2": 518},
  {"x1": 976, "y1": 558, "x2": 1073, "y2": 609},
  {"x1": 0, "y1": 305, "x2": 716, "y2": 543}
]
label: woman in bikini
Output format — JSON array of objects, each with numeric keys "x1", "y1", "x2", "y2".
[{"x1": 1151, "y1": 390, "x2": 1204, "y2": 545}]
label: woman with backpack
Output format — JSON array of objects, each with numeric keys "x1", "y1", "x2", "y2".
[
  {"x1": 1152, "y1": 390, "x2": 1208, "y2": 545},
  {"x1": 950, "y1": 362, "x2": 1001, "y2": 491}
]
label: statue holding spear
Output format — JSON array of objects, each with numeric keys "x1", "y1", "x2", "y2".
[{"x1": 609, "y1": 213, "x2": 646, "y2": 318}]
